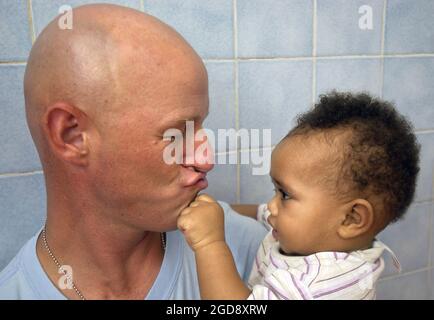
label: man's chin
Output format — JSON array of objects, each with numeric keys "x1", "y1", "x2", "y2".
[{"x1": 179, "y1": 189, "x2": 202, "y2": 208}]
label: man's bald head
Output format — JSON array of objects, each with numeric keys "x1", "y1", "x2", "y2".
[
  {"x1": 24, "y1": 4, "x2": 207, "y2": 159},
  {"x1": 24, "y1": 4, "x2": 212, "y2": 231}
]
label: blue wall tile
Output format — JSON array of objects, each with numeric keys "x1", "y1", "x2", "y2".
[
  {"x1": 316, "y1": 58, "x2": 382, "y2": 97},
  {"x1": 415, "y1": 133, "x2": 434, "y2": 202},
  {"x1": 385, "y1": 0, "x2": 434, "y2": 54},
  {"x1": 204, "y1": 62, "x2": 236, "y2": 142},
  {"x1": 32, "y1": 0, "x2": 141, "y2": 36},
  {"x1": 0, "y1": 0, "x2": 433, "y2": 300},
  {"x1": 0, "y1": 174, "x2": 46, "y2": 270},
  {"x1": 239, "y1": 148, "x2": 273, "y2": 204},
  {"x1": 431, "y1": 268, "x2": 434, "y2": 299},
  {"x1": 0, "y1": 0, "x2": 32, "y2": 61},
  {"x1": 0, "y1": 65, "x2": 41, "y2": 173},
  {"x1": 206, "y1": 161, "x2": 237, "y2": 205},
  {"x1": 237, "y1": 0, "x2": 312, "y2": 58},
  {"x1": 317, "y1": 0, "x2": 384, "y2": 56},
  {"x1": 239, "y1": 60, "x2": 312, "y2": 147},
  {"x1": 377, "y1": 270, "x2": 429, "y2": 299},
  {"x1": 383, "y1": 57, "x2": 434, "y2": 131},
  {"x1": 432, "y1": 204, "x2": 434, "y2": 269},
  {"x1": 378, "y1": 202, "x2": 431, "y2": 277},
  {"x1": 145, "y1": 0, "x2": 233, "y2": 59}
]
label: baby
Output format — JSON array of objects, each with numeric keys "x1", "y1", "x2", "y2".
[{"x1": 177, "y1": 91, "x2": 420, "y2": 300}]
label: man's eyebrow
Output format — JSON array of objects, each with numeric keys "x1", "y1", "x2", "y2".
[{"x1": 165, "y1": 111, "x2": 209, "y2": 127}]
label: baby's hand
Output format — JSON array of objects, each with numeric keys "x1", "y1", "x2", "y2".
[{"x1": 177, "y1": 194, "x2": 225, "y2": 252}]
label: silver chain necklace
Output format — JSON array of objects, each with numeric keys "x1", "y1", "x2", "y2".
[{"x1": 41, "y1": 227, "x2": 167, "y2": 300}]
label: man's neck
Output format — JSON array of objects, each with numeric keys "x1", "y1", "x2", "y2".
[{"x1": 37, "y1": 207, "x2": 164, "y2": 300}]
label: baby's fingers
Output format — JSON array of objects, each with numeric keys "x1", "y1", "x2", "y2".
[
  {"x1": 179, "y1": 206, "x2": 192, "y2": 216},
  {"x1": 177, "y1": 214, "x2": 190, "y2": 232},
  {"x1": 195, "y1": 193, "x2": 216, "y2": 203}
]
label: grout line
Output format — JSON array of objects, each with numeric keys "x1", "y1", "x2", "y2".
[
  {"x1": 0, "y1": 170, "x2": 43, "y2": 179},
  {"x1": 237, "y1": 56, "x2": 313, "y2": 62},
  {"x1": 429, "y1": 171, "x2": 434, "y2": 272},
  {"x1": 202, "y1": 53, "x2": 434, "y2": 63},
  {"x1": 413, "y1": 199, "x2": 434, "y2": 205},
  {"x1": 379, "y1": 0, "x2": 387, "y2": 98},
  {"x1": 415, "y1": 129, "x2": 434, "y2": 135},
  {"x1": 0, "y1": 61, "x2": 27, "y2": 65},
  {"x1": 311, "y1": 0, "x2": 317, "y2": 104},
  {"x1": 378, "y1": 266, "x2": 433, "y2": 282},
  {"x1": 233, "y1": 0, "x2": 238, "y2": 60},
  {"x1": 215, "y1": 144, "x2": 276, "y2": 156},
  {"x1": 427, "y1": 202, "x2": 433, "y2": 274},
  {"x1": 233, "y1": 0, "x2": 241, "y2": 204},
  {"x1": 384, "y1": 53, "x2": 434, "y2": 58},
  {"x1": 27, "y1": 0, "x2": 36, "y2": 44},
  {"x1": 215, "y1": 149, "x2": 238, "y2": 156},
  {"x1": 317, "y1": 53, "x2": 434, "y2": 59},
  {"x1": 139, "y1": 0, "x2": 145, "y2": 12},
  {"x1": 203, "y1": 59, "x2": 235, "y2": 63},
  {"x1": 238, "y1": 145, "x2": 276, "y2": 153},
  {"x1": 317, "y1": 55, "x2": 383, "y2": 60},
  {"x1": 3, "y1": 53, "x2": 433, "y2": 66}
]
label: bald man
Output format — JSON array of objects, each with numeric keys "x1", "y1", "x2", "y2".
[{"x1": 0, "y1": 4, "x2": 266, "y2": 299}]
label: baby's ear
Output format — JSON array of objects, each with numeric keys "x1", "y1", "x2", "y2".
[{"x1": 337, "y1": 199, "x2": 374, "y2": 239}]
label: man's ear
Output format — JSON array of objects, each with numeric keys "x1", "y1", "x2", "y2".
[
  {"x1": 43, "y1": 102, "x2": 90, "y2": 166},
  {"x1": 337, "y1": 199, "x2": 375, "y2": 239}
]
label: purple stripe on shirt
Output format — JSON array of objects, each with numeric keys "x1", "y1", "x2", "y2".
[
  {"x1": 290, "y1": 272, "x2": 309, "y2": 300},
  {"x1": 270, "y1": 253, "x2": 286, "y2": 270},
  {"x1": 300, "y1": 258, "x2": 310, "y2": 282},
  {"x1": 316, "y1": 262, "x2": 367, "y2": 283},
  {"x1": 360, "y1": 290, "x2": 372, "y2": 300},
  {"x1": 264, "y1": 276, "x2": 290, "y2": 300},
  {"x1": 261, "y1": 241, "x2": 267, "y2": 255},
  {"x1": 308, "y1": 254, "x2": 321, "y2": 287},
  {"x1": 312, "y1": 259, "x2": 382, "y2": 298}
]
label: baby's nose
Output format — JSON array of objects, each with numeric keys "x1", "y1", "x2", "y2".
[{"x1": 267, "y1": 199, "x2": 278, "y2": 216}]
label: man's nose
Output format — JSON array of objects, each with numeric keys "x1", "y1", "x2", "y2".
[{"x1": 183, "y1": 130, "x2": 215, "y2": 173}]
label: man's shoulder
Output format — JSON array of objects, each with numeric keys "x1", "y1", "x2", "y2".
[{"x1": 0, "y1": 243, "x2": 32, "y2": 299}]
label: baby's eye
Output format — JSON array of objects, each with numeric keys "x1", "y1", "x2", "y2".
[
  {"x1": 273, "y1": 188, "x2": 292, "y2": 201},
  {"x1": 280, "y1": 189, "x2": 292, "y2": 200}
]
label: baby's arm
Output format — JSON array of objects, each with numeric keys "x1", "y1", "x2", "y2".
[{"x1": 177, "y1": 194, "x2": 251, "y2": 300}]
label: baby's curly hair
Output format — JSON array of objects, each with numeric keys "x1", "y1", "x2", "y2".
[{"x1": 286, "y1": 91, "x2": 420, "y2": 224}]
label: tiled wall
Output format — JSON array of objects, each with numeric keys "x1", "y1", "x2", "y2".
[{"x1": 0, "y1": 0, "x2": 433, "y2": 299}]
